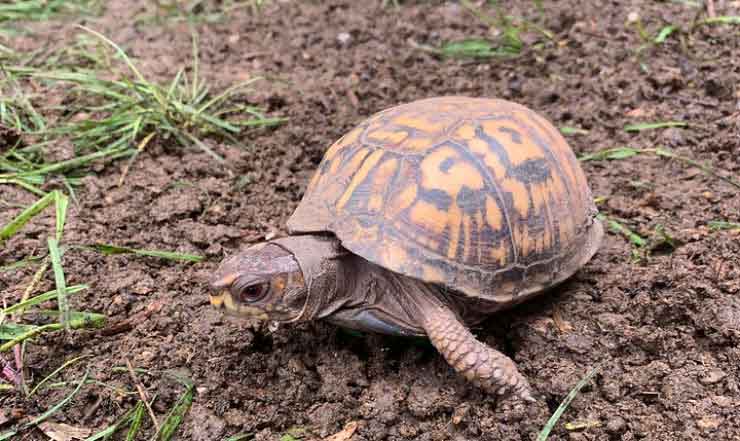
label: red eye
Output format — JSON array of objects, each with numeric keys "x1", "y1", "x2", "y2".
[{"x1": 239, "y1": 283, "x2": 269, "y2": 302}]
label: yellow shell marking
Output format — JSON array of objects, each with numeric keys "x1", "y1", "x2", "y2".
[
  {"x1": 367, "y1": 129, "x2": 408, "y2": 145},
  {"x1": 370, "y1": 157, "x2": 399, "y2": 192},
  {"x1": 454, "y1": 123, "x2": 476, "y2": 140},
  {"x1": 467, "y1": 137, "x2": 507, "y2": 180},
  {"x1": 351, "y1": 221, "x2": 380, "y2": 243},
  {"x1": 394, "y1": 114, "x2": 443, "y2": 133},
  {"x1": 368, "y1": 194, "x2": 384, "y2": 212},
  {"x1": 388, "y1": 182, "x2": 417, "y2": 217},
  {"x1": 461, "y1": 214, "x2": 472, "y2": 261},
  {"x1": 484, "y1": 195, "x2": 503, "y2": 230},
  {"x1": 481, "y1": 120, "x2": 544, "y2": 166},
  {"x1": 409, "y1": 200, "x2": 448, "y2": 235},
  {"x1": 400, "y1": 137, "x2": 435, "y2": 151},
  {"x1": 422, "y1": 264, "x2": 445, "y2": 283},
  {"x1": 380, "y1": 241, "x2": 409, "y2": 267},
  {"x1": 446, "y1": 204, "x2": 462, "y2": 258},
  {"x1": 501, "y1": 177, "x2": 529, "y2": 217},
  {"x1": 420, "y1": 146, "x2": 484, "y2": 192},
  {"x1": 337, "y1": 149, "x2": 384, "y2": 210},
  {"x1": 490, "y1": 242, "x2": 508, "y2": 265}
]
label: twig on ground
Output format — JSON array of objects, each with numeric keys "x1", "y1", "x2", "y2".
[
  {"x1": 707, "y1": 0, "x2": 716, "y2": 18},
  {"x1": 99, "y1": 301, "x2": 163, "y2": 336},
  {"x1": 125, "y1": 358, "x2": 160, "y2": 433}
]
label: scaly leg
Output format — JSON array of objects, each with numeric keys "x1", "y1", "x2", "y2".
[{"x1": 422, "y1": 304, "x2": 535, "y2": 402}]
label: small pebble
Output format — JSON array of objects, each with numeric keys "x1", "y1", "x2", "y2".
[
  {"x1": 696, "y1": 415, "x2": 722, "y2": 430},
  {"x1": 337, "y1": 32, "x2": 351, "y2": 45},
  {"x1": 606, "y1": 416, "x2": 626, "y2": 433},
  {"x1": 700, "y1": 369, "x2": 726, "y2": 385}
]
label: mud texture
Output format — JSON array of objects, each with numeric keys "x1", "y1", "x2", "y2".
[{"x1": 2, "y1": 1, "x2": 740, "y2": 440}]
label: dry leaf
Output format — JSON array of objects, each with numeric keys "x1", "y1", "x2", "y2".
[
  {"x1": 38, "y1": 421, "x2": 92, "y2": 441},
  {"x1": 324, "y1": 421, "x2": 358, "y2": 441},
  {"x1": 553, "y1": 307, "x2": 573, "y2": 333}
]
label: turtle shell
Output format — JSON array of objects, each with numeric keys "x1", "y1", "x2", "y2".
[{"x1": 287, "y1": 96, "x2": 602, "y2": 303}]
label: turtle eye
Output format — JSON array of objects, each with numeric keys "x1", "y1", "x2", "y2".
[{"x1": 238, "y1": 283, "x2": 269, "y2": 303}]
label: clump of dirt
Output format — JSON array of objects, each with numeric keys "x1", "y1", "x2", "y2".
[{"x1": 2, "y1": 1, "x2": 740, "y2": 440}]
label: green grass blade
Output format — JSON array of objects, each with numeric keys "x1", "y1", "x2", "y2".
[
  {"x1": 698, "y1": 16, "x2": 740, "y2": 26},
  {"x1": 654, "y1": 25, "x2": 677, "y2": 43},
  {"x1": 1, "y1": 284, "x2": 87, "y2": 315},
  {"x1": 177, "y1": 130, "x2": 225, "y2": 163},
  {"x1": 537, "y1": 366, "x2": 600, "y2": 440},
  {"x1": 624, "y1": 121, "x2": 687, "y2": 132},
  {"x1": 125, "y1": 401, "x2": 145, "y2": 441},
  {"x1": 54, "y1": 190, "x2": 69, "y2": 241},
  {"x1": 0, "y1": 191, "x2": 55, "y2": 243},
  {"x1": 84, "y1": 402, "x2": 141, "y2": 441},
  {"x1": 76, "y1": 26, "x2": 149, "y2": 89},
  {"x1": 88, "y1": 244, "x2": 204, "y2": 262},
  {"x1": 195, "y1": 78, "x2": 259, "y2": 116},
  {"x1": 578, "y1": 147, "x2": 641, "y2": 162},
  {"x1": 156, "y1": 379, "x2": 194, "y2": 441},
  {"x1": 599, "y1": 214, "x2": 647, "y2": 247},
  {"x1": 28, "y1": 355, "x2": 90, "y2": 397},
  {"x1": 708, "y1": 221, "x2": 740, "y2": 231},
  {"x1": 0, "y1": 311, "x2": 104, "y2": 352},
  {"x1": 559, "y1": 126, "x2": 589, "y2": 135},
  {"x1": 439, "y1": 39, "x2": 513, "y2": 59},
  {"x1": 0, "y1": 178, "x2": 47, "y2": 196},
  {"x1": 0, "y1": 255, "x2": 45, "y2": 273},
  {"x1": 223, "y1": 435, "x2": 254, "y2": 441},
  {"x1": 0, "y1": 323, "x2": 37, "y2": 340},
  {"x1": 38, "y1": 310, "x2": 106, "y2": 327},
  {"x1": 47, "y1": 237, "x2": 71, "y2": 330},
  {"x1": 2, "y1": 146, "x2": 132, "y2": 178}
]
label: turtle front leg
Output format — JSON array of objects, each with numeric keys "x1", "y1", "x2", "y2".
[{"x1": 421, "y1": 305, "x2": 535, "y2": 402}]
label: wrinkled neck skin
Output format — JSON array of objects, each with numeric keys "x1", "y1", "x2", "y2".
[
  {"x1": 268, "y1": 235, "x2": 348, "y2": 323},
  {"x1": 267, "y1": 235, "x2": 482, "y2": 337}
]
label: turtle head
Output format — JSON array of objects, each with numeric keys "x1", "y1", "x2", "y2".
[{"x1": 210, "y1": 243, "x2": 308, "y2": 322}]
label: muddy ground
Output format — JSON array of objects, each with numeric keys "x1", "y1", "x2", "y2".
[{"x1": 2, "y1": 1, "x2": 740, "y2": 440}]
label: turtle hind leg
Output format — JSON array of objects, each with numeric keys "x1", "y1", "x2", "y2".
[{"x1": 421, "y1": 305, "x2": 535, "y2": 402}]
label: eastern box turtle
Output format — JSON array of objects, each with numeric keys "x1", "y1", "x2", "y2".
[{"x1": 210, "y1": 96, "x2": 603, "y2": 400}]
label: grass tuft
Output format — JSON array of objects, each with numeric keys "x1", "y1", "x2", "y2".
[{"x1": 32, "y1": 27, "x2": 285, "y2": 175}]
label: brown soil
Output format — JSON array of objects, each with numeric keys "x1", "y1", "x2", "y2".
[{"x1": 2, "y1": 1, "x2": 740, "y2": 440}]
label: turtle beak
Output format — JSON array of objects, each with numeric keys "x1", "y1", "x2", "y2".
[
  {"x1": 209, "y1": 292, "x2": 226, "y2": 308},
  {"x1": 209, "y1": 272, "x2": 238, "y2": 310}
]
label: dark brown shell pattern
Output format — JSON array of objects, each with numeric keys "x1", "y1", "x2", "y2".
[{"x1": 287, "y1": 96, "x2": 598, "y2": 302}]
